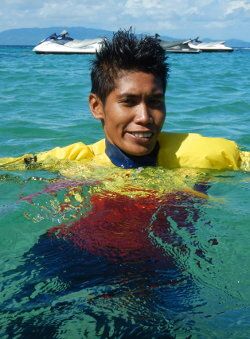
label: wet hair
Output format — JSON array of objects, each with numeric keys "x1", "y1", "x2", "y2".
[{"x1": 90, "y1": 29, "x2": 169, "y2": 103}]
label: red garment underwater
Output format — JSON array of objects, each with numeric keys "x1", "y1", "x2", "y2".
[{"x1": 47, "y1": 190, "x2": 200, "y2": 262}]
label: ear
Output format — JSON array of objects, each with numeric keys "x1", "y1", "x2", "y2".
[{"x1": 88, "y1": 93, "x2": 104, "y2": 120}]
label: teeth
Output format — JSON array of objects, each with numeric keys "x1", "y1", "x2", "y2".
[{"x1": 131, "y1": 132, "x2": 152, "y2": 138}]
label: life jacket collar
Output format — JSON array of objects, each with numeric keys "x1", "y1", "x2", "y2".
[{"x1": 105, "y1": 139, "x2": 159, "y2": 169}]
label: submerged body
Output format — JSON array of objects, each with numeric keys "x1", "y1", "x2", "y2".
[{"x1": 2, "y1": 175, "x2": 206, "y2": 337}]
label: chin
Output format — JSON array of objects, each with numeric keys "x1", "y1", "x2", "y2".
[
  {"x1": 125, "y1": 147, "x2": 153, "y2": 157},
  {"x1": 119, "y1": 139, "x2": 157, "y2": 157}
]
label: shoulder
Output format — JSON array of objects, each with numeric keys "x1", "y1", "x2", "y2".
[
  {"x1": 37, "y1": 138, "x2": 112, "y2": 165},
  {"x1": 157, "y1": 132, "x2": 240, "y2": 170},
  {"x1": 88, "y1": 139, "x2": 106, "y2": 156},
  {"x1": 37, "y1": 141, "x2": 95, "y2": 161}
]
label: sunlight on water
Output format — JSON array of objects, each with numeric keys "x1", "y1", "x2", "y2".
[
  {"x1": 0, "y1": 46, "x2": 250, "y2": 337},
  {"x1": 1, "y1": 167, "x2": 250, "y2": 337}
]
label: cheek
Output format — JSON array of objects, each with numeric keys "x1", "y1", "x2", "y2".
[
  {"x1": 107, "y1": 109, "x2": 131, "y2": 128},
  {"x1": 155, "y1": 112, "x2": 166, "y2": 128},
  {"x1": 104, "y1": 114, "x2": 125, "y2": 137}
]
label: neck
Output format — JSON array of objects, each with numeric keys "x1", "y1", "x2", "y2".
[{"x1": 105, "y1": 139, "x2": 159, "y2": 169}]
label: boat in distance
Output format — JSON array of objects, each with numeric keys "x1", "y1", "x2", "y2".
[
  {"x1": 188, "y1": 37, "x2": 233, "y2": 52},
  {"x1": 156, "y1": 34, "x2": 233, "y2": 53},
  {"x1": 33, "y1": 30, "x2": 103, "y2": 54},
  {"x1": 159, "y1": 39, "x2": 200, "y2": 53},
  {"x1": 33, "y1": 31, "x2": 234, "y2": 55}
]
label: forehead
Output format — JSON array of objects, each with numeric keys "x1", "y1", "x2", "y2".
[{"x1": 113, "y1": 71, "x2": 164, "y2": 95}]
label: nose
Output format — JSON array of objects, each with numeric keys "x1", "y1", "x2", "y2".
[{"x1": 134, "y1": 103, "x2": 152, "y2": 124}]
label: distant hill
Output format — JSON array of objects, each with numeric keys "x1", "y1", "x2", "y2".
[
  {"x1": 0, "y1": 27, "x2": 114, "y2": 45},
  {"x1": 225, "y1": 39, "x2": 250, "y2": 48},
  {"x1": 203, "y1": 37, "x2": 250, "y2": 48},
  {"x1": 0, "y1": 26, "x2": 249, "y2": 47},
  {"x1": 0, "y1": 26, "x2": 176, "y2": 45}
]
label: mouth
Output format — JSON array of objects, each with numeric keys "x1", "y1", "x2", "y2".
[{"x1": 129, "y1": 132, "x2": 153, "y2": 139}]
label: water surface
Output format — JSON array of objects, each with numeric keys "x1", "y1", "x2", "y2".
[{"x1": 0, "y1": 46, "x2": 250, "y2": 338}]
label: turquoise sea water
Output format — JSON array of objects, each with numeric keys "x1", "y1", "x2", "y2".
[{"x1": 0, "y1": 45, "x2": 250, "y2": 338}]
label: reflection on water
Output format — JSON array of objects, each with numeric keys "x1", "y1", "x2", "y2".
[
  {"x1": 0, "y1": 169, "x2": 207, "y2": 338},
  {"x1": 0, "y1": 168, "x2": 250, "y2": 337}
]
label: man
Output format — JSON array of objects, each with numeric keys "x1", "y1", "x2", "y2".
[
  {"x1": 1, "y1": 30, "x2": 244, "y2": 336},
  {"x1": 88, "y1": 29, "x2": 167, "y2": 169},
  {"x1": 0, "y1": 29, "x2": 248, "y2": 171}
]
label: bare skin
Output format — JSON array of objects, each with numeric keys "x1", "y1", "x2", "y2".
[{"x1": 89, "y1": 71, "x2": 166, "y2": 156}]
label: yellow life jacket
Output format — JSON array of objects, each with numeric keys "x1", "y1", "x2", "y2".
[{"x1": 0, "y1": 132, "x2": 248, "y2": 171}]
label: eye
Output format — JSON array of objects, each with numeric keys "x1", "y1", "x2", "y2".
[
  {"x1": 119, "y1": 97, "x2": 138, "y2": 106},
  {"x1": 147, "y1": 97, "x2": 164, "y2": 108}
]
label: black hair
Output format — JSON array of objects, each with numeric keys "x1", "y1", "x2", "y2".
[{"x1": 90, "y1": 29, "x2": 169, "y2": 103}]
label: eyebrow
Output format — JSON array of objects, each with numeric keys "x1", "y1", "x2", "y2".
[{"x1": 116, "y1": 92, "x2": 164, "y2": 99}]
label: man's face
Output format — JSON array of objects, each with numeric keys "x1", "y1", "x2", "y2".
[{"x1": 89, "y1": 71, "x2": 166, "y2": 156}]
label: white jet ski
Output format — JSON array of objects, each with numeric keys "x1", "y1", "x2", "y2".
[
  {"x1": 188, "y1": 37, "x2": 233, "y2": 52},
  {"x1": 33, "y1": 30, "x2": 103, "y2": 54}
]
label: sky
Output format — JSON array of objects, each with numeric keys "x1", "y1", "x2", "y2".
[{"x1": 1, "y1": 0, "x2": 250, "y2": 41}]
